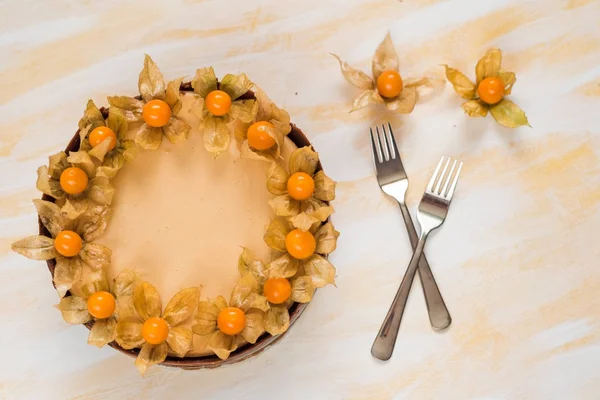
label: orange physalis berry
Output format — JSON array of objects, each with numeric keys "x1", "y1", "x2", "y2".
[
  {"x1": 376, "y1": 70, "x2": 403, "y2": 98},
  {"x1": 142, "y1": 317, "x2": 169, "y2": 345},
  {"x1": 285, "y1": 229, "x2": 316, "y2": 260},
  {"x1": 263, "y1": 278, "x2": 292, "y2": 305},
  {"x1": 247, "y1": 121, "x2": 276, "y2": 151},
  {"x1": 477, "y1": 77, "x2": 505, "y2": 105},
  {"x1": 89, "y1": 126, "x2": 117, "y2": 151},
  {"x1": 87, "y1": 291, "x2": 116, "y2": 319},
  {"x1": 217, "y1": 307, "x2": 246, "y2": 336},
  {"x1": 59, "y1": 167, "x2": 88, "y2": 195},
  {"x1": 287, "y1": 172, "x2": 315, "y2": 201},
  {"x1": 54, "y1": 230, "x2": 83, "y2": 257},
  {"x1": 142, "y1": 99, "x2": 172, "y2": 127},
  {"x1": 205, "y1": 90, "x2": 232, "y2": 116}
]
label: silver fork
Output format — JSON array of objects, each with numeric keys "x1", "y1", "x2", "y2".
[
  {"x1": 370, "y1": 123, "x2": 451, "y2": 331},
  {"x1": 371, "y1": 155, "x2": 463, "y2": 361}
]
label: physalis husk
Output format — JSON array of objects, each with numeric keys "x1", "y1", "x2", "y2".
[
  {"x1": 107, "y1": 55, "x2": 191, "y2": 150},
  {"x1": 444, "y1": 48, "x2": 530, "y2": 128},
  {"x1": 115, "y1": 282, "x2": 200, "y2": 375},
  {"x1": 11, "y1": 199, "x2": 112, "y2": 297},
  {"x1": 332, "y1": 33, "x2": 438, "y2": 113}
]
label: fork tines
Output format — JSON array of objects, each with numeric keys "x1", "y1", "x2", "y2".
[
  {"x1": 369, "y1": 123, "x2": 398, "y2": 163},
  {"x1": 427, "y1": 156, "x2": 463, "y2": 200}
]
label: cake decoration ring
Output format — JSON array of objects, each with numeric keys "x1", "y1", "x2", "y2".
[{"x1": 11, "y1": 55, "x2": 339, "y2": 375}]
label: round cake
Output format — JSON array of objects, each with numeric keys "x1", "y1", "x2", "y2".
[{"x1": 11, "y1": 56, "x2": 339, "y2": 374}]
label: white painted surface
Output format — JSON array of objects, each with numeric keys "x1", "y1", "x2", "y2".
[{"x1": 1, "y1": 0, "x2": 600, "y2": 399}]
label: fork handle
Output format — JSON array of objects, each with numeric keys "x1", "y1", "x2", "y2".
[
  {"x1": 371, "y1": 234, "x2": 428, "y2": 361},
  {"x1": 398, "y1": 202, "x2": 451, "y2": 330}
]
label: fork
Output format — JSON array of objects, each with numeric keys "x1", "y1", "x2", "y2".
[
  {"x1": 370, "y1": 123, "x2": 451, "y2": 331},
  {"x1": 371, "y1": 155, "x2": 463, "y2": 361}
]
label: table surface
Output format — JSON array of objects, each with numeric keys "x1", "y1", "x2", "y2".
[{"x1": 2, "y1": 0, "x2": 600, "y2": 399}]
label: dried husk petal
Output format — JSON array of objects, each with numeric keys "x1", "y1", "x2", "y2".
[
  {"x1": 306, "y1": 204, "x2": 334, "y2": 226},
  {"x1": 266, "y1": 163, "x2": 289, "y2": 195},
  {"x1": 164, "y1": 77, "x2": 184, "y2": 114},
  {"x1": 207, "y1": 331, "x2": 238, "y2": 360},
  {"x1": 302, "y1": 197, "x2": 330, "y2": 215},
  {"x1": 33, "y1": 199, "x2": 70, "y2": 237},
  {"x1": 56, "y1": 296, "x2": 91, "y2": 324},
  {"x1": 290, "y1": 203, "x2": 334, "y2": 232},
  {"x1": 214, "y1": 295, "x2": 228, "y2": 311},
  {"x1": 79, "y1": 243, "x2": 111, "y2": 270},
  {"x1": 263, "y1": 218, "x2": 290, "y2": 252},
  {"x1": 80, "y1": 269, "x2": 110, "y2": 298},
  {"x1": 228, "y1": 100, "x2": 257, "y2": 124},
  {"x1": 191, "y1": 67, "x2": 218, "y2": 98},
  {"x1": 230, "y1": 274, "x2": 269, "y2": 312},
  {"x1": 48, "y1": 152, "x2": 69, "y2": 180},
  {"x1": 88, "y1": 318, "x2": 117, "y2": 348},
  {"x1": 290, "y1": 276, "x2": 316, "y2": 303},
  {"x1": 88, "y1": 178, "x2": 114, "y2": 206},
  {"x1": 66, "y1": 151, "x2": 95, "y2": 178},
  {"x1": 289, "y1": 146, "x2": 319, "y2": 176},
  {"x1": 96, "y1": 165, "x2": 119, "y2": 179},
  {"x1": 73, "y1": 203, "x2": 111, "y2": 242},
  {"x1": 133, "y1": 282, "x2": 162, "y2": 321},
  {"x1": 351, "y1": 90, "x2": 384, "y2": 113},
  {"x1": 119, "y1": 139, "x2": 137, "y2": 164},
  {"x1": 116, "y1": 295, "x2": 138, "y2": 320},
  {"x1": 54, "y1": 256, "x2": 83, "y2": 296},
  {"x1": 106, "y1": 108, "x2": 128, "y2": 139},
  {"x1": 163, "y1": 287, "x2": 201, "y2": 327},
  {"x1": 268, "y1": 194, "x2": 300, "y2": 217},
  {"x1": 113, "y1": 269, "x2": 139, "y2": 298},
  {"x1": 385, "y1": 86, "x2": 418, "y2": 113},
  {"x1": 192, "y1": 301, "x2": 219, "y2": 336},
  {"x1": 499, "y1": 70, "x2": 516, "y2": 95},
  {"x1": 462, "y1": 100, "x2": 488, "y2": 117},
  {"x1": 107, "y1": 96, "x2": 144, "y2": 122},
  {"x1": 372, "y1": 33, "x2": 399, "y2": 80},
  {"x1": 61, "y1": 198, "x2": 89, "y2": 220},
  {"x1": 313, "y1": 170, "x2": 336, "y2": 201},
  {"x1": 330, "y1": 53, "x2": 374, "y2": 90},
  {"x1": 166, "y1": 325, "x2": 193, "y2": 357},
  {"x1": 489, "y1": 99, "x2": 530, "y2": 128},
  {"x1": 315, "y1": 222, "x2": 340, "y2": 255},
  {"x1": 304, "y1": 254, "x2": 336, "y2": 288},
  {"x1": 36, "y1": 165, "x2": 63, "y2": 199},
  {"x1": 11, "y1": 235, "x2": 58, "y2": 260},
  {"x1": 475, "y1": 48, "x2": 502, "y2": 84},
  {"x1": 163, "y1": 117, "x2": 191, "y2": 144},
  {"x1": 88, "y1": 138, "x2": 114, "y2": 163},
  {"x1": 289, "y1": 212, "x2": 321, "y2": 232},
  {"x1": 78, "y1": 100, "x2": 105, "y2": 131},
  {"x1": 238, "y1": 248, "x2": 268, "y2": 284},
  {"x1": 443, "y1": 65, "x2": 476, "y2": 99},
  {"x1": 136, "y1": 125, "x2": 163, "y2": 150},
  {"x1": 138, "y1": 54, "x2": 166, "y2": 102},
  {"x1": 267, "y1": 254, "x2": 300, "y2": 279},
  {"x1": 203, "y1": 116, "x2": 231, "y2": 156},
  {"x1": 115, "y1": 319, "x2": 145, "y2": 350},
  {"x1": 135, "y1": 342, "x2": 168, "y2": 376},
  {"x1": 265, "y1": 304, "x2": 290, "y2": 335},
  {"x1": 220, "y1": 73, "x2": 252, "y2": 100},
  {"x1": 240, "y1": 309, "x2": 265, "y2": 343}
]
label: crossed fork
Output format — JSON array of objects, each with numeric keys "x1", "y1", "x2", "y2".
[{"x1": 369, "y1": 123, "x2": 463, "y2": 361}]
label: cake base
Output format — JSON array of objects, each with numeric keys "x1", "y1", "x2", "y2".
[{"x1": 38, "y1": 85, "x2": 323, "y2": 369}]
